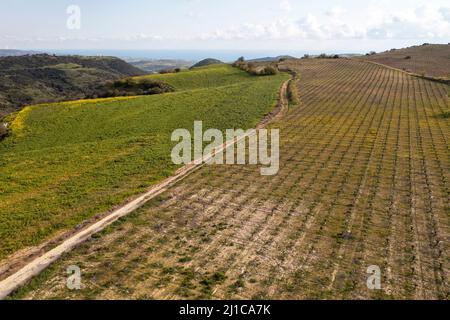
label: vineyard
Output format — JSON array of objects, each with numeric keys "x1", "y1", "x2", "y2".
[
  {"x1": 9, "y1": 59, "x2": 450, "y2": 300},
  {"x1": 361, "y1": 44, "x2": 450, "y2": 79}
]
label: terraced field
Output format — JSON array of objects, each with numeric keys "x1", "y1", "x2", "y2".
[
  {"x1": 11, "y1": 59, "x2": 450, "y2": 300},
  {"x1": 0, "y1": 65, "x2": 287, "y2": 261}
]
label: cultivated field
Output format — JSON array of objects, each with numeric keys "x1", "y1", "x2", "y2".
[
  {"x1": 0, "y1": 65, "x2": 287, "y2": 262},
  {"x1": 13, "y1": 59, "x2": 449, "y2": 300},
  {"x1": 361, "y1": 44, "x2": 450, "y2": 79}
]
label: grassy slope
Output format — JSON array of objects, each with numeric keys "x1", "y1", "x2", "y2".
[
  {"x1": 0, "y1": 65, "x2": 288, "y2": 259},
  {"x1": 134, "y1": 64, "x2": 252, "y2": 91}
]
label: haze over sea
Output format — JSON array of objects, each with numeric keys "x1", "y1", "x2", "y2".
[{"x1": 45, "y1": 49, "x2": 317, "y2": 62}]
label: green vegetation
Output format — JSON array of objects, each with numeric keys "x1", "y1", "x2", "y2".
[
  {"x1": 16, "y1": 59, "x2": 449, "y2": 300},
  {"x1": 135, "y1": 64, "x2": 254, "y2": 91},
  {"x1": 0, "y1": 54, "x2": 145, "y2": 118},
  {"x1": 89, "y1": 78, "x2": 174, "y2": 98},
  {"x1": 0, "y1": 64, "x2": 288, "y2": 259},
  {"x1": 232, "y1": 57, "x2": 279, "y2": 76},
  {"x1": 129, "y1": 59, "x2": 193, "y2": 73},
  {"x1": 190, "y1": 58, "x2": 223, "y2": 69}
]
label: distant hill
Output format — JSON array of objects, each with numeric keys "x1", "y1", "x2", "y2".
[
  {"x1": 190, "y1": 58, "x2": 223, "y2": 69},
  {"x1": 360, "y1": 44, "x2": 450, "y2": 79},
  {"x1": 248, "y1": 55, "x2": 296, "y2": 62},
  {"x1": 0, "y1": 54, "x2": 145, "y2": 118},
  {"x1": 128, "y1": 59, "x2": 194, "y2": 73},
  {"x1": 0, "y1": 49, "x2": 41, "y2": 57}
]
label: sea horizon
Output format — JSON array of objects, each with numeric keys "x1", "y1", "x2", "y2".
[{"x1": 31, "y1": 49, "x2": 359, "y2": 62}]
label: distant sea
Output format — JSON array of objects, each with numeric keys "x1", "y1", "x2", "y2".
[{"x1": 44, "y1": 49, "x2": 314, "y2": 62}]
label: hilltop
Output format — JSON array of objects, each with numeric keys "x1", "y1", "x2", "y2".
[
  {"x1": 128, "y1": 59, "x2": 194, "y2": 73},
  {"x1": 360, "y1": 43, "x2": 450, "y2": 79},
  {"x1": 190, "y1": 58, "x2": 223, "y2": 69},
  {"x1": 0, "y1": 54, "x2": 145, "y2": 118}
]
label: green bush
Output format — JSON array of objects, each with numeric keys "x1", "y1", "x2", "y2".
[
  {"x1": 93, "y1": 78, "x2": 174, "y2": 98},
  {"x1": 0, "y1": 124, "x2": 7, "y2": 140}
]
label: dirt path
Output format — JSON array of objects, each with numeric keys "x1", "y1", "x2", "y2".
[{"x1": 0, "y1": 76, "x2": 292, "y2": 299}]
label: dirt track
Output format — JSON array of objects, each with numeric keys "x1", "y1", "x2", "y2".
[{"x1": 0, "y1": 76, "x2": 291, "y2": 299}]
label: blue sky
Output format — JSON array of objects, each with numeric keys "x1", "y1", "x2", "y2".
[{"x1": 1, "y1": 0, "x2": 450, "y2": 53}]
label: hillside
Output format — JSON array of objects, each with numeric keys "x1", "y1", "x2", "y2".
[
  {"x1": 13, "y1": 58, "x2": 449, "y2": 300},
  {"x1": 190, "y1": 58, "x2": 223, "y2": 69},
  {"x1": 0, "y1": 54, "x2": 145, "y2": 118},
  {"x1": 360, "y1": 44, "x2": 450, "y2": 79},
  {"x1": 135, "y1": 64, "x2": 254, "y2": 91},
  {"x1": 0, "y1": 64, "x2": 288, "y2": 262},
  {"x1": 128, "y1": 59, "x2": 193, "y2": 73},
  {"x1": 248, "y1": 55, "x2": 296, "y2": 62}
]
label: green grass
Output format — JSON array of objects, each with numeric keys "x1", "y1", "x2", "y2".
[
  {"x1": 135, "y1": 64, "x2": 256, "y2": 91},
  {"x1": 0, "y1": 65, "x2": 288, "y2": 259}
]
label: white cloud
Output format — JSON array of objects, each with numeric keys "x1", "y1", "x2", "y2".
[
  {"x1": 198, "y1": 4, "x2": 450, "y2": 41},
  {"x1": 326, "y1": 6, "x2": 346, "y2": 21},
  {"x1": 280, "y1": 0, "x2": 292, "y2": 13},
  {"x1": 440, "y1": 7, "x2": 450, "y2": 21},
  {"x1": 366, "y1": 5, "x2": 450, "y2": 39}
]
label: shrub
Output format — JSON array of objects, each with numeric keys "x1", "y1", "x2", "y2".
[
  {"x1": 288, "y1": 79, "x2": 300, "y2": 105},
  {"x1": 405, "y1": 56, "x2": 412, "y2": 60},
  {"x1": 232, "y1": 57, "x2": 247, "y2": 69},
  {"x1": 0, "y1": 124, "x2": 7, "y2": 140},
  {"x1": 302, "y1": 54, "x2": 310, "y2": 59},
  {"x1": 159, "y1": 69, "x2": 178, "y2": 74},
  {"x1": 437, "y1": 111, "x2": 450, "y2": 119},
  {"x1": 93, "y1": 78, "x2": 174, "y2": 98},
  {"x1": 232, "y1": 57, "x2": 278, "y2": 76},
  {"x1": 261, "y1": 66, "x2": 278, "y2": 75},
  {"x1": 316, "y1": 54, "x2": 339, "y2": 59}
]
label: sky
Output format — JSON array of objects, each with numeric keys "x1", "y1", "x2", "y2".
[{"x1": 1, "y1": 0, "x2": 450, "y2": 54}]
